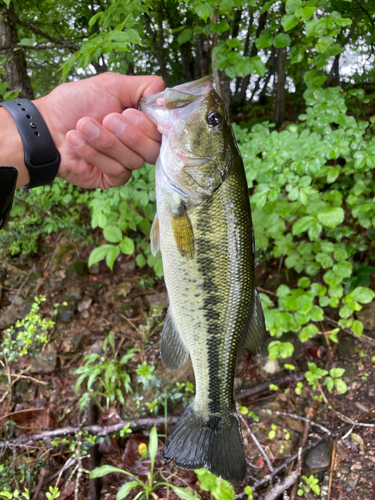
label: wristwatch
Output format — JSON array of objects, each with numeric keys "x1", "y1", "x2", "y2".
[{"x1": 0, "y1": 98, "x2": 60, "y2": 188}]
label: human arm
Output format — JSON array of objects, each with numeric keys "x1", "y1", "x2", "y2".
[{"x1": 0, "y1": 72, "x2": 164, "y2": 189}]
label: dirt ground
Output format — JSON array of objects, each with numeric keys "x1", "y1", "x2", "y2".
[{"x1": 0, "y1": 234, "x2": 374, "y2": 500}]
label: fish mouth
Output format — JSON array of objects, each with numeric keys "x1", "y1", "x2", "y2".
[{"x1": 140, "y1": 76, "x2": 213, "y2": 134}]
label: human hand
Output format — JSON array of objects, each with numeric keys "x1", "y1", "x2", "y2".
[{"x1": 35, "y1": 72, "x2": 164, "y2": 189}]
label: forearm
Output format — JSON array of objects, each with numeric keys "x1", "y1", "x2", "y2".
[{"x1": 0, "y1": 107, "x2": 30, "y2": 188}]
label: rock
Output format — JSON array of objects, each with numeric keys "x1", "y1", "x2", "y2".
[
  {"x1": 81, "y1": 310, "x2": 89, "y2": 319},
  {"x1": 88, "y1": 262, "x2": 100, "y2": 274},
  {"x1": 119, "y1": 259, "x2": 136, "y2": 272},
  {"x1": 305, "y1": 440, "x2": 332, "y2": 472},
  {"x1": 18, "y1": 300, "x2": 34, "y2": 319},
  {"x1": 60, "y1": 296, "x2": 77, "y2": 323},
  {"x1": 116, "y1": 281, "x2": 133, "y2": 297},
  {"x1": 0, "y1": 307, "x2": 18, "y2": 329},
  {"x1": 256, "y1": 355, "x2": 282, "y2": 375},
  {"x1": 61, "y1": 333, "x2": 84, "y2": 353},
  {"x1": 89, "y1": 340, "x2": 103, "y2": 355},
  {"x1": 64, "y1": 286, "x2": 82, "y2": 301},
  {"x1": 30, "y1": 342, "x2": 57, "y2": 373},
  {"x1": 15, "y1": 379, "x2": 36, "y2": 402},
  {"x1": 147, "y1": 292, "x2": 169, "y2": 309},
  {"x1": 357, "y1": 302, "x2": 375, "y2": 334},
  {"x1": 346, "y1": 471, "x2": 360, "y2": 490},
  {"x1": 67, "y1": 261, "x2": 88, "y2": 279},
  {"x1": 53, "y1": 244, "x2": 75, "y2": 266},
  {"x1": 119, "y1": 302, "x2": 136, "y2": 318},
  {"x1": 77, "y1": 296, "x2": 92, "y2": 312}
]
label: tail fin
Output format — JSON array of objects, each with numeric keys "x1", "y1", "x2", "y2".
[{"x1": 163, "y1": 404, "x2": 246, "y2": 484}]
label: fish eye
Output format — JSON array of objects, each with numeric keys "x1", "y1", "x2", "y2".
[{"x1": 207, "y1": 111, "x2": 221, "y2": 127}]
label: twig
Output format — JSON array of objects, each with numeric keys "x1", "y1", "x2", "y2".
[
  {"x1": 54, "y1": 456, "x2": 76, "y2": 489},
  {"x1": 239, "y1": 412, "x2": 274, "y2": 472},
  {"x1": 0, "y1": 416, "x2": 179, "y2": 449},
  {"x1": 263, "y1": 471, "x2": 299, "y2": 500},
  {"x1": 324, "y1": 316, "x2": 375, "y2": 347},
  {"x1": 258, "y1": 409, "x2": 331, "y2": 435},
  {"x1": 121, "y1": 314, "x2": 142, "y2": 335},
  {"x1": 251, "y1": 418, "x2": 375, "y2": 490},
  {"x1": 31, "y1": 467, "x2": 49, "y2": 500},
  {"x1": 257, "y1": 287, "x2": 276, "y2": 296},
  {"x1": 327, "y1": 437, "x2": 338, "y2": 500},
  {"x1": 234, "y1": 373, "x2": 304, "y2": 401}
]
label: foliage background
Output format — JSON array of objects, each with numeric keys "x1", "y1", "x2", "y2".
[{"x1": 1, "y1": 0, "x2": 375, "y2": 496}]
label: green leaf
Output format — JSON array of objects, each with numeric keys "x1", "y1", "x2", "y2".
[
  {"x1": 120, "y1": 237, "x2": 135, "y2": 255},
  {"x1": 117, "y1": 481, "x2": 139, "y2": 500},
  {"x1": 148, "y1": 425, "x2": 158, "y2": 466},
  {"x1": 88, "y1": 244, "x2": 113, "y2": 267},
  {"x1": 281, "y1": 14, "x2": 298, "y2": 31},
  {"x1": 255, "y1": 29, "x2": 273, "y2": 49},
  {"x1": 172, "y1": 487, "x2": 197, "y2": 500},
  {"x1": 351, "y1": 287, "x2": 375, "y2": 304},
  {"x1": 194, "y1": 2, "x2": 213, "y2": 21},
  {"x1": 90, "y1": 465, "x2": 135, "y2": 478},
  {"x1": 4, "y1": 0, "x2": 11, "y2": 7},
  {"x1": 106, "y1": 245, "x2": 120, "y2": 270},
  {"x1": 317, "y1": 207, "x2": 345, "y2": 229},
  {"x1": 351, "y1": 320, "x2": 363, "y2": 336},
  {"x1": 335, "y1": 378, "x2": 347, "y2": 394},
  {"x1": 299, "y1": 324, "x2": 319, "y2": 342},
  {"x1": 277, "y1": 284, "x2": 291, "y2": 297},
  {"x1": 195, "y1": 468, "x2": 217, "y2": 491},
  {"x1": 136, "y1": 253, "x2": 147, "y2": 268},
  {"x1": 103, "y1": 225, "x2": 123, "y2": 243},
  {"x1": 177, "y1": 29, "x2": 192, "y2": 44},
  {"x1": 293, "y1": 216, "x2": 314, "y2": 235},
  {"x1": 273, "y1": 33, "x2": 291, "y2": 48},
  {"x1": 286, "y1": 0, "x2": 302, "y2": 13}
]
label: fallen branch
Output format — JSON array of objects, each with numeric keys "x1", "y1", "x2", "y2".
[
  {"x1": 258, "y1": 409, "x2": 331, "y2": 435},
  {"x1": 234, "y1": 372, "x2": 304, "y2": 401},
  {"x1": 263, "y1": 471, "x2": 299, "y2": 500},
  {"x1": 324, "y1": 316, "x2": 375, "y2": 347},
  {"x1": 0, "y1": 416, "x2": 179, "y2": 449}
]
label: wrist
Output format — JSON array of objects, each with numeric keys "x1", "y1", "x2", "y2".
[{"x1": 0, "y1": 107, "x2": 30, "y2": 188}]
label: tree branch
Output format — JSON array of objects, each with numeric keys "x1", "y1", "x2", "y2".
[{"x1": 0, "y1": 416, "x2": 179, "y2": 450}]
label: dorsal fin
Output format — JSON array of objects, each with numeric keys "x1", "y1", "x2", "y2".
[
  {"x1": 160, "y1": 308, "x2": 190, "y2": 370},
  {"x1": 242, "y1": 289, "x2": 268, "y2": 355}
]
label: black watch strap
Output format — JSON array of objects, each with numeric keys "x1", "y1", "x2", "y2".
[{"x1": 0, "y1": 98, "x2": 60, "y2": 189}]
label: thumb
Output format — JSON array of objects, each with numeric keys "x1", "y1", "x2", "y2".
[{"x1": 105, "y1": 74, "x2": 165, "y2": 109}]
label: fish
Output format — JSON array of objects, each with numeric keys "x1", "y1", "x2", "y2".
[{"x1": 140, "y1": 76, "x2": 267, "y2": 484}]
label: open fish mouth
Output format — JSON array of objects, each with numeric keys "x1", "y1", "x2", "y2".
[{"x1": 140, "y1": 76, "x2": 213, "y2": 136}]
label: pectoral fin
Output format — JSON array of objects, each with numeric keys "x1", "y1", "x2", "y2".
[
  {"x1": 150, "y1": 213, "x2": 160, "y2": 256},
  {"x1": 242, "y1": 289, "x2": 268, "y2": 355},
  {"x1": 171, "y1": 204, "x2": 194, "y2": 260},
  {"x1": 160, "y1": 308, "x2": 189, "y2": 370}
]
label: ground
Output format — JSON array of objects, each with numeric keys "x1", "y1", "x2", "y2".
[{"x1": 0, "y1": 232, "x2": 374, "y2": 500}]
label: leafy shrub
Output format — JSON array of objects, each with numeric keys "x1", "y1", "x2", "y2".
[
  {"x1": 1, "y1": 179, "x2": 90, "y2": 257},
  {"x1": 87, "y1": 163, "x2": 163, "y2": 276},
  {"x1": 233, "y1": 85, "x2": 375, "y2": 353}
]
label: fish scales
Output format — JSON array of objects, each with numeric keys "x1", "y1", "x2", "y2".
[{"x1": 140, "y1": 77, "x2": 267, "y2": 484}]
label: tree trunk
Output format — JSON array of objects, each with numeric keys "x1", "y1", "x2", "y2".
[
  {"x1": 237, "y1": 11, "x2": 267, "y2": 108},
  {"x1": 144, "y1": 12, "x2": 169, "y2": 86},
  {"x1": 194, "y1": 35, "x2": 209, "y2": 79},
  {"x1": 0, "y1": 3, "x2": 34, "y2": 99},
  {"x1": 273, "y1": 46, "x2": 287, "y2": 128}
]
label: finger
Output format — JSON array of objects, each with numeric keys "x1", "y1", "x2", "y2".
[
  {"x1": 98, "y1": 73, "x2": 165, "y2": 109},
  {"x1": 66, "y1": 130, "x2": 134, "y2": 187},
  {"x1": 121, "y1": 109, "x2": 161, "y2": 142},
  {"x1": 76, "y1": 117, "x2": 151, "y2": 168},
  {"x1": 102, "y1": 113, "x2": 161, "y2": 164}
]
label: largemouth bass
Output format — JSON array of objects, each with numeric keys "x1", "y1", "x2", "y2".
[{"x1": 140, "y1": 77, "x2": 267, "y2": 484}]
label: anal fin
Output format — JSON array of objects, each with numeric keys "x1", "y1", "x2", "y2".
[
  {"x1": 160, "y1": 308, "x2": 189, "y2": 370},
  {"x1": 242, "y1": 288, "x2": 268, "y2": 355}
]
